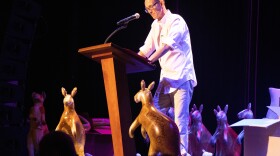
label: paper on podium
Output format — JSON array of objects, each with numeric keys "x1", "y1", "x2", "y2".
[
  {"x1": 230, "y1": 119, "x2": 280, "y2": 128},
  {"x1": 267, "y1": 106, "x2": 280, "y2": 117}
]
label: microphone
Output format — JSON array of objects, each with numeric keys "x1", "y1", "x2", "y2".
[{"x1": 117, "y1": 13, "x2": 140, "y2": 26}]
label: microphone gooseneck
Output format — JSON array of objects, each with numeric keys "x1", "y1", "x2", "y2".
[
  {"x1": 104, "y1": 25, "x2": 127, "y2": 44},
  {"x1": 104, "y1": 13, "x2": 140, "y2": 43}
]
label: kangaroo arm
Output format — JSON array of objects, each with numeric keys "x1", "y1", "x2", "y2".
[
  {"x1": 223, "y1": 129, "x2": 228, "y2": 142},
  {"x1": 210, "y1": 130, "x2": 219, "y2": 146},
  {"x1": 237, "y1": 130, "x2": 244, "y2": 144},
  {"x1": 141, "y1": 126, "x2": 147, "y2": 139},
  {"x1": 129, "y1": 118, "x2": 140, "y2": 138},
  {"x1": 196, "y1": 130, "x2": 201, "y2": 142},
  {"x1": 71, "y1": 119, "x2": 77, "y2": 137},
  {"x1": 55, "y1": 123, "x2": 61, "y2": 131}
]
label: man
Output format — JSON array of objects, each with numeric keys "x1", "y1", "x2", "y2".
[{"x1": 138, "y1": 0, "x2": 197, "y2": 155}]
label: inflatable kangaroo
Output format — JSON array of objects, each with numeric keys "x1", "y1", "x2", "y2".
[
  {"x1": 27, "y1": 91, "x2": 49, "y2": 156},
  {"x1": 236, "y1": 103, "x2": 254, "y2": 144},
  {"x1": 210, "y1": 105, "x2": 241, "y2": 156},
  {"x1": 55, "y1": 87, "x2": 85, "y2": 156},
  {"x1": 129, "y1": 80, "x2": 181, "y2": 156},
  {"x1": 188, "y1": 104, "x2": 214, "y2": 156}
]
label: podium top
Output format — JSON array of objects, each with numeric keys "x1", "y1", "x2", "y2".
[
  {"x1": 78, "y1": 43, "x2": 156, "y2": 73},
  {"x1": 230, "y1": 119, "x2": 280, "y2": 128}
]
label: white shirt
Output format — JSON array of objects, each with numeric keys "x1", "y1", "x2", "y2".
[{"x1": 140, "y1": 10, "x2": 197, "y2": 94}]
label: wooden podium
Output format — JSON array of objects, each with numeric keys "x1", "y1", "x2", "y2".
[{"x1": 78, "y1": 43, "x2": 156, "y2": 156}]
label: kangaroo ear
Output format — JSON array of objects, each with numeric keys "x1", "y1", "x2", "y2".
[
  {"x1": 214, "y1": 109, "x2": 218, "y2": 115},
  {"x1": 32, "y1": 92, "x2": 36, "y2": 98},
  {"x1": 199, "y1": 104, "x2": 203, "y2": 113},
  {"x1": 191, "y1": 104, "x2": 196, "y2": 113},
  {"x1": 148, "y1": 81, "x2": 155, "y2": 90},
  {"x1": 248, "y1": 103, "x2": 251, "y2": 110},
  {"x1": 42, "y1": 91, "x2": 46, "y2": 99},
  {"x1": 71, "y1": 87, "x2": 77, "y2": 97},
  {"x1": 61, "y1": 87, "x2": 67, "y2": 97},
  {"x1": 217, "y1": 105, "x2": 221, "y2": 112},
  {"x1": 193, "y1": 104, "x2": 197, "y2": 110},
  {"x1": 224, "y1": 104, "x2": 228, "y2": 114},
  {"x1": 141, "y1": 80, "x2": 145, "y2": 91}
]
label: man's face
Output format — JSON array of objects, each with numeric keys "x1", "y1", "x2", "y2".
[{"x1": 144, "y1": 0, "x2": 163, "y2": 20}]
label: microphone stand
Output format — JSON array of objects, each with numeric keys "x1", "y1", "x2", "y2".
[{"x1": 104, "y1": 24, "x2": 127, "y2": 44}]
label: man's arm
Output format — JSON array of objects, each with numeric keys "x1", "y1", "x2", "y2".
[{"x1": 148, "y1": 44, "x2": 171, "y2": 63}]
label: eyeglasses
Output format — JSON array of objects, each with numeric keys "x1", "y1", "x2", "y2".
[{"x1": 145, "y1": 1, "x2": 159, "y2": 13}]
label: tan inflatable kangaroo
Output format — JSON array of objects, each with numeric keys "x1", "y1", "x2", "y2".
[
  {"x1": 55, "y1": 87, "x2": 85, "y2": 156},
  {"x1": 129, "y1": 80, "x2": 181, "y2": 156}
]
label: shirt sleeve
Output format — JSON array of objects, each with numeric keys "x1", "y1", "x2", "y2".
[
  {"x1": 139, "y1": 23, "x2": 156, "y2": 57},
  {"x1": 161, "y1": 17, "x2": 187, "y2": 50}
]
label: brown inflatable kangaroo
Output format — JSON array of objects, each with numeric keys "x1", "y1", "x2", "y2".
[
  {"x1": 55, "y1": 87, "x2": 85, "y2": 156},
  {"x1": 129, "y1": 80, "x2": 181, "y2": 156},
  {"x1": 27, "y1": 91, "x2": 49, "y2": 156}
]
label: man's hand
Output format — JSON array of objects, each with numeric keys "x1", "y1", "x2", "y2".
[{"x1": 138, "y1": 51, "x2": 146, "y2": 58}]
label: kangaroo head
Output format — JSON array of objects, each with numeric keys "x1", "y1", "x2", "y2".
[
  {"x1": 134, "y1": 80, "x2": 155, "y2": 105},
  {"x1": 237, "y1": 103, "x2": 254, "y2": 119},
  {"x1": 61, "y1": 87, "x2": 77, "y2": 109},
  {"x1": 214, "y1": 105, "x2": 228, "y2": 126},
  {"x1": 190, "y1": 104, "x2": 203, "y2": 124},
  {"x1": 32, "y1": 91, "x2": 46, "y2": 104}
]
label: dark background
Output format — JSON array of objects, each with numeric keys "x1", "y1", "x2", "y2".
[{"x1": 0, "y1": 0, "x2": 280, "y2": 155}]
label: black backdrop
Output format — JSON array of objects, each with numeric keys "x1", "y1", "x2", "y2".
[{"x1": 1, "y1": 0, "x2": 280, "y2": 155}]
